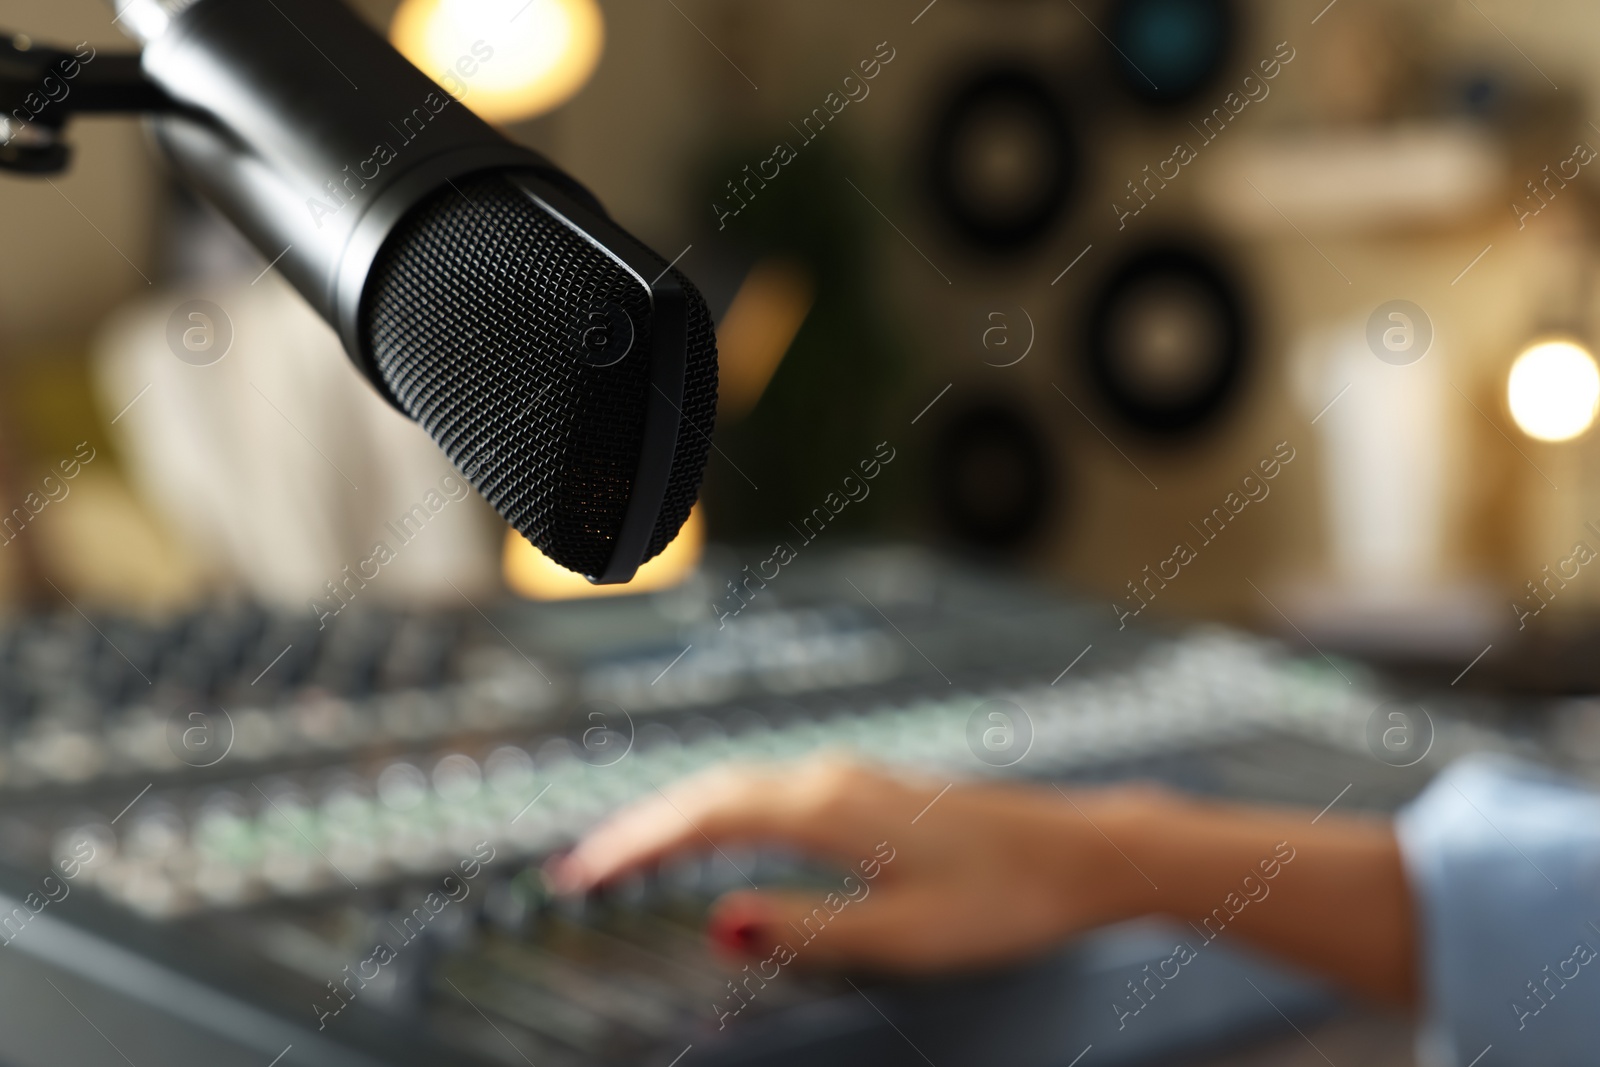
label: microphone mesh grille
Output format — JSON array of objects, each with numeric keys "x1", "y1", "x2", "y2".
[{"x1": 362, "y1": 172, "x2": 717, "y2": 579}]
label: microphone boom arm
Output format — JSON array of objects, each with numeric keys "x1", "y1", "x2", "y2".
[{"x1": 0, "y1": 33, "x2": 175, "y2": 173}]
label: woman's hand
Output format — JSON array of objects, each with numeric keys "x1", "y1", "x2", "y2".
[
  {"x1": 548, "y1": 757, "x2": 1160, "y2": 973},
  {"x1": 552, "y1": 756, "x2": 1418, "y2": 1005}
]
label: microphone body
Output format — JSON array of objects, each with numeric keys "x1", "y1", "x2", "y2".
[{"x1": 114, "y1": 0, "x2": 717, "y2": 584}]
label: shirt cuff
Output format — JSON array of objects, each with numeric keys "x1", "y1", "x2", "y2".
[{"x1": 1397, "y1": 755, "x2": 1600, "y2": 1067}]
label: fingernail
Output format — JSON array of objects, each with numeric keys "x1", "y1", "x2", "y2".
[{"x1": 708, "y1": 913, "x2": 762, "y2": 954}]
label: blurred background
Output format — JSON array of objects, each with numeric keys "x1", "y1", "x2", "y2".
[
  {"x1": 1, "y1": 1, "x2": 1599, "y2": 1064},
  {"x1": 5, "y1": 0, "x2": 1600, "y2": 687}
]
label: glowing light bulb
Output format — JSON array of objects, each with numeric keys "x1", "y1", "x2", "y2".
[
  {"x1": 390, "y1": 0, "x2": 604, "y2": 124},
  {"x1": 1507, "y1": 340, "x2": 1600, "y2": 442},
  {"x1": 503, "y1": 507, "x2": 704, "y2": 600}
]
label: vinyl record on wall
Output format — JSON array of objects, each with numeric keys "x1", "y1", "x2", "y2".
[
  {"x1": 1108, "y1": 0, "x2": 1236, "y2": 106},
  {"x1": 931, "y1": 401, "x2": 1055, "y2": 550},
  {"x1": 1083, "y1": 244, "x2": 1249, "y2": 435},
  {"x1": 926, "y1": 67, "x2": 1080, "y2": 252}
]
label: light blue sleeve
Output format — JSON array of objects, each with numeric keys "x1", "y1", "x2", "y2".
[{"x1": 1396, "y1": 756, "x2": 1600, "y2": 1067}]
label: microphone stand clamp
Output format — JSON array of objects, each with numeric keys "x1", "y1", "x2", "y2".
[{"x1": 0, "y1": 32, "x2": 172, "y2": 174}]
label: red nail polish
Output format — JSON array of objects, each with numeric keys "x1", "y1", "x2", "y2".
[{"x1": 708, "y1": 914, "x2": 761, "y2": 954}]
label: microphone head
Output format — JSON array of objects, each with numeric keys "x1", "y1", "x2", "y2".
[{"x1": 361, "y1": 170, "x2": 717, "y2": 583}]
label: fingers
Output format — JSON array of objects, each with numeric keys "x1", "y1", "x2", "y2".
[
  {"x1": 708, "y1": 878, "x2": 1077, "y2": 975},
  {"x1": 706, "y1": 887, "x2": 959, "y2": 973},
  {"x1": 550, "y1": 758, "x2": 918, "y2": 892}
]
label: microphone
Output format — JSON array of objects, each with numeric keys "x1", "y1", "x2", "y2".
[{"x1": 86, "y1": 0, "x2": 718, "y2": 584}]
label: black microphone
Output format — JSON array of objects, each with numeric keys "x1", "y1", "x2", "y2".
[{"x1": 87, "y1": 0, "x2": 717, "y2": 584}]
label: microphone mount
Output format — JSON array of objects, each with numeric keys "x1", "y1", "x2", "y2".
[{"x1": 0, "y1": 32, "x2": 172, "y2": 174}]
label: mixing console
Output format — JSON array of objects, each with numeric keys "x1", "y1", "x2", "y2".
[{"x1": 0, "y1": 550, "x2": 1541, "y2": 1067}]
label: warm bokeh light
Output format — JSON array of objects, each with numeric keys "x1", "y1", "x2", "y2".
[
  {"x1": 716, "y1": 259, "x2": 815, "y2": 421},
  {"x1": 1507, "y1": 339, "x2": 1600, "y2": 443},
  {"x1": 390, "y1": 0, "x2": 604, "y2": 124},
  {"x1": 502, "y1": 506, "x2": 704, "y2": 600}
]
